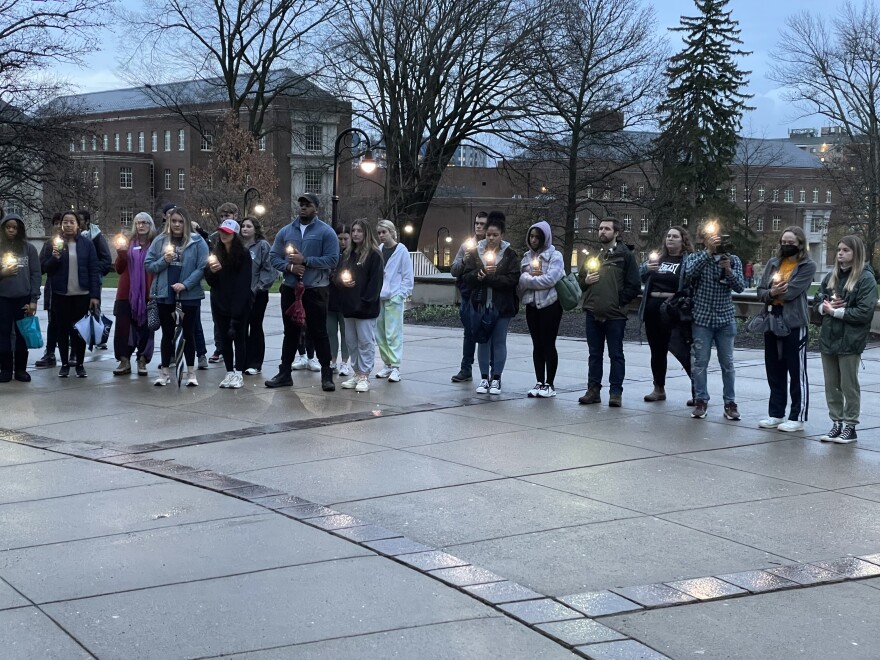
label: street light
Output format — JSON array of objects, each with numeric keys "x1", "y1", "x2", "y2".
[
  {"x1": 436, "y1": 226, "x2": 451, "y2": 267},
  {"x1": 243, "y1": 187, "x2": 264, "y2": 217},
  {"x1": 332, "y1": 127, "x2": 376, "y2": 227}
]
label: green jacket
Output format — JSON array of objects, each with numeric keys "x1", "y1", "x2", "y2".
[
  {"x1": 577, "y1": 242, "x2": 641, "y2": 321},
  {"x1": 814, "y1": 265, "x2": 878, "y2": 355}
]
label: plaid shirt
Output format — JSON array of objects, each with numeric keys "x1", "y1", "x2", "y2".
[{"x1": 684, "y1": 250, "x2": 745, "y2": 328}]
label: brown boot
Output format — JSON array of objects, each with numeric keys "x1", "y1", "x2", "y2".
[
  {"x1": 644, "y1": 385, "x2": 666, "y2": 402},
  {"x1": 578, "y1": 384, "x2": 601, "y2": 405}
]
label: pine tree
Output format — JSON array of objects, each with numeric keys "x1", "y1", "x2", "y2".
[{"x1": 654, "y1": 0, "x2": 753, "y2": 244}]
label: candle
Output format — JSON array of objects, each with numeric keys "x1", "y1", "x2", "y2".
[
  {"x1": 164, "y1": 244, "x2": 176, "y2": 259},
  {"x1": 53, "y1": 236, "x2": 64, "y2": 251},
  {"x1": 772, "y1": 272, "x2": 782, "y2": 284},
  {"x1": 586, "y1": 257, "x2": 600, "y2": 273},
  {"x1": 484, "y1": 250, "x2": 496, "y2": 265},
  {"x1": 704, "y1": 221, "x2": 718, "y2": 236},
  {"x1": 649, "y1": 251, "x2": 659, "y2": 262},
  {"x1": 2, "y1": 253, "x2": 18, "y2": 269},
  {"x1": 465, "y1": 238, "x2": 475, "y2": 250},
  {"x1": 531, "y1": 258, "x2": 540, "y2": 269},
  {"x1": 285, "y1": 243, "x2": 296, "y2": 255},
  {"x1": 340, "y1": 270, "x2": 352, "y2": 284},
  {"x1": 207, "y1": 254, "x2": 219, "y2": 267},
  {"x1": 114, "y1": 234, "x2": 128, "y2": 249},
  {"x1": 831, "y1": 293, "x2": 840, "y2": 301}
]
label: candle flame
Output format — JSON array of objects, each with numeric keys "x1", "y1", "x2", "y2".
[
  {"x1": 772, "y1": 272, "x2": 782, "y2": 283},
  {"x1": 340, "y1": 270, "x2": 352, "y2": 283},
  {"x1": 531, "y1": 258, "x2": 540, "y2": 268},
  {"x1": 207, "y1": 254, "x2": 219, "y2": 266},
  {"x1": 484, "y1": 250, "x2": 496, "y2": 264},
  {"x1": 704, "y1": 221, "x2": 718, "y2": 235},
  {"x1": 53, "y1": 237, "x2": 64, "y2": 250},
  {"x1": 587, "y1": 257, "x2": 600, "y2": 272},
  {"x1": 465, "y1": 238, "x2": 475, "y2": 249},
  {"x1": 649, "y1": 251, "x2": 659, "y2": 262},
  {"x1": 2, "y1": 253, "x2": 17, "y2": 268},
  {"x1": 285, "y1": 243, "x2": 295, "y2": 255},
  {"x1": 114, "y1": 234, "x2": 128, "y2": 249}
]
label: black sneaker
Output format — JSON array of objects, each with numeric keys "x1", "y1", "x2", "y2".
[
  {"x1": 820, "y1": 422, "x2": 843, "y2": 442},
  {"x1": 35, "y1": 353, "x2": 56, "y2": 368},
  {"x1": 13, "y1": 371, "x2": 31, "y2": 382},
  {"x1": 321, "y1": 367, "x2": 335, "y2": 392},
  {"x1": 832, "y1": 424, "x2": 857, "y2": 444},
  {"x1": 723, "y1": 402, "x2": 741, "y2": 421},
  {"x1": 265, "y1": 368, "x2": 293, "y2": 388},
  {"x1": 451, "y1": 369, "x2": 472, "y2": 383},
  {"x1": 75, "y1": 365, "x2": 87, "y2": 378},
  {"x1": 692, "y1": 400, "x2": 708, "y2": 419},
  {"x1": 0, "y1": 371, "x2": 11, "y2": 383},
  {"x1": 58, "y1": 365, "x2": 70, "y2": 378}
]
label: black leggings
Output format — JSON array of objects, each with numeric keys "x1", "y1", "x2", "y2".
[
  {"x1": 158, "y1": 302, "x2": 198, "y2": 368},
  {"x1": 245, "y1": 290, "x2": 269, "y2": 370},
  {"x1": 644, "y1": 297, "x2": 692, "y2": 387},
  {"x1": 52, "y1": 293, "x2": 90, "y2": 366},
  {"x1": 525, "y1": 301, "x2": 563, "y2": 386},
  {"x1": 215, "y1": 311, "x2": 250, "y2": 372}
]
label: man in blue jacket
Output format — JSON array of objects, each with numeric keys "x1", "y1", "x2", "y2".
[{"x1": 265, "y1": 193, "x2": 339, "y2": 391}]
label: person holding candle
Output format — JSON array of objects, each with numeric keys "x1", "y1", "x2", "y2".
[
  {"x1": 450, "y1": 211, "x2": 488, "y2": 382},
  {"x1": 685, "y1": 220, "x2": 745, "y2": 420},
  {"x1": 462, "y1": 211, "x2": 520, "y2": 395},
  {"x1": 519, "y1": 220, "x2": 565, "y2": 398},
  {"x1": 814, "y1": 235, "x2": 878, "y2": 443},
  {"x1": 328, "y1": 225, "x2": 353, "y2": 377},
  {"x1": 638, "y1": 226, "x2": 695, "y2": 404},
  {"x1": 240, "y1": 216, "x2": 277, "y2": 376},
  {"x1": 145, "y1": 206, "x2": 208, "y2": 386},
  {"x1": 576, "y1": 217, "x2": 641, "y2": 407},
  {"x1": 266, "y1": 193, "x2": 339, "y2": 391},
  {"x1": 203, "y1": 219, "x2": 254, "y2": 389},
  {"x1": 35, "y1": 213, "x2": 62, "y2": 368},
  {"x1": 335, "y1": 218, "x2": 384, "y2": 392},
  {"x1": 755, "y1": 227, "x2": 817, "y2": 433},
  {"x1": 375, "y1": 219, "x2": 414, "y2": 383},
  {"x1": 40, "y1": 210, "x2": 101, "y2": 378},
  {"x1": 112, "y1": 212, "x2": 157, "y2": 377},
  {"x1": 0, "y1": 213, "x2": 41, "y2": 383}
]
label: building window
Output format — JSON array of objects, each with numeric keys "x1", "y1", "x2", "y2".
[
  {"x1": 304, "y1": 168, "x2": 324, "y2": 194},
  {"x1": 114, "y1": 133, "x2": 120, "y2": 151},
  {"x1": 602, "y1": 188, "x2": 610, "y2": 200},
  {"x1": 92, "y1": 169, "x2": 99, "y2": 188},
  {"x1": 826, "y1": 190, "x2": 832, "y2": 203},
  {"x1": 178, "y1": 129, "x2": 185, "y2": 151},
  {"x1": 620, "y1": 183, "x2": 629, "y2": 200},
  {"x1": 681, "y1": 217, "x2": 688, "y2": 226},
  {"x1": 799, "y1": 188, "x2": 806, "y2": 203},
  {"x1": 120, "y1": 207, "x2": 135, "y2": 229},
  {"x1": 772, "y1": 189, "x2": 779, "y2": 202},
  {"x1": 151, "y1": 131, "x2": 158, "y2": 152},
  {"x1": 178, "y1": 168, "x2": 185, "y2": 190},
  {"x1": 69, "y1": 140, "x2": 75, "y2": 152},
  {"x1": 258, "y1": 135, "x2": 266, "y2": 151},
  {"x1": 138, "y1": 132, "x2": 145, "y2": 152},
  {"x1": 784, "y1": 189, "x2": 793, "y2": 202},
  {"x1": 119, "y1": 167, "x2": 133, "y2": 189},
  {"x1": 304, "y1": 125, "x2": 322, "y2": 152},
  {"x1": 729, "y1": 187, "x2": 736, "y2": 202},
  {"x1": 164, "y1": 130, "x2": 171, "y2": 151},
  {"x1": 637, "y1": 185, "x2": 644, "y2": 199},
  {"x1": 201, "y1": 134, "x2": 214, "y2": 151},
  {"x1": 758, "y1": 185, "x2": 765, "y2": 201},
  {"x1": 586, "y1": 186, "x2": 593, "y2": 199},
  {"x1": 91, "y1": 136, "x2": 97, "y2": 151},
  {"x1": 573, "y1": 215, "x2": 579, "y2": 230},
  {"x1": 640, "y1": 217, "x2": 648, "y2": 233},
  {"x1": 756, "y1": 216, "x2": 764, "y2": 232},
  {"x1": 810, "y1": 215, "x2": 823, "y2": 233},
  {"x1": 126, "y1": 132, "x2": 132, "y2": 151},
  {"x1": 80, "y1": 136, "x2": 86, "y2": 151},
  {"x1": 102, "y1": 134, "x2": 109, "y2": 151},
  {"x1": 772, "y1": 216, "x2": 781, "y2": 232},
  {"x1": 164, "y1": 169, "x2": 171, "y2": 190},
  {"x1": 813, "y1": 188, "x2": 819, "y2": 203},
  {"x1": 623, "y1": 214, "x2": 632, "y2": 232}
]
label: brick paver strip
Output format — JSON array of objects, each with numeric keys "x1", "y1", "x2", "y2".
[
  {"x1": 363, "y1": 537, "x2": 434, "y2": 556},
  {"x1": 464, "y1": 580, "x2": 544, "y2": 604},
  {"x1": 428, "y1": 565, "x2": 505, "y2": 587},
  {"x1": 307, "y1": 514, "x2": 368, "y2": 531},
  {"x1": 766, "y1": 563, "x2": 845, "y2": 586},
  {"x1": 664, "y1": 576, "x2": 748, "y2": 601},
  {"x1": 536, "y1": 619, "x2": 627, "y2": 646},
  {"x1": 715, "y1": 570, "x2": 800, "y2": 593},
  {"x1": 610, "y1": 584, "x2": 697, "y2": 608},
  {"x1": 558, "y1": 591, "x2": 643, "y2": 617},
  {"x1": 812, "y1": 557, "x2": 880, "y2": 579},
  {"x1": 576, "y1": 639, "x2": 671, "y2": 659},
  {"x1": 277, "y1": 503, "x2": 340, "y2": 519},
  {"x1": 858, "y1": 553, "x2": 880, "y2": 566},
  {"x1": 498, "y1": 599, "x2": 583, "y2": 625},
  {"x1": 333, "y1": 525, "x2": 403, "y2": 543},
  {"x1": 395, "y1": 551, "x2": 470, "y2": 571}
]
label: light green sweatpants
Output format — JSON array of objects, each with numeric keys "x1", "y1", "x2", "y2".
[
  {"x1": 821, "y1": 352, "x2": 862, "y2": 425},
  {"x1": 377, "y1": 296, "x2": 404, "y2": 368}
]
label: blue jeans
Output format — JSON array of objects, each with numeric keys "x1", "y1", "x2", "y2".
[
  {"x1": 477, "y1": 316, "x2": 512, "y2": 378},
  {"x1": 459, "y1": 299, "x2": 476, "y2": 370},
  {"x1": 692, "y1": 322, "x2": 737, "y2": 403},
  {"x1": 585, "y1": 312, "x2": 626, "y2": 395}
]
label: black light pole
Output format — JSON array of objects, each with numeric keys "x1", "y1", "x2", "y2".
[
  {"x1": 436, "y1": 226, "x2": 451, "y2": 267},
  {"x1": 243, "y1": 187, "x2": 261, "y2": 217},
  {"x1": 332, "y1": 128, "x2": 375, "y2": 227}
]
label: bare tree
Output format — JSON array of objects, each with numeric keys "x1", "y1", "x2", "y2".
[
  {"x1": 328, "y1": 0, "x2": 540, "y2": 248},
  {"x1": 502, "y1": 0, "x2": 666, "y2": 270},
  {"x1": 118, "y1": 0, "x2": 340, "y2": 138},
  {"x1": 771, "y1": 2, "x2": 880, "y2": 270}
]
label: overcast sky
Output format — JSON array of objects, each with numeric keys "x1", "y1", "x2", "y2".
[{"x1": 60, "y1": 0, "x2": 836, "y2": 139}]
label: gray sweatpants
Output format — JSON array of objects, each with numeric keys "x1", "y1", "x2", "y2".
[{"x1": 344, "y1": 317, "x2": 377, "y2": 376}]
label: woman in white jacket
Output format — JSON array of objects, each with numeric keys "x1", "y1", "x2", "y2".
[
  {"x1": 519, "y1": 220, "x2": 565, "y2": 398},
  {"x1": 375, "y1": 219, "x2": 414, "y2": 382}
]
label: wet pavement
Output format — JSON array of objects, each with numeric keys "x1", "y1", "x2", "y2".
[{"x1": 1, "y1": 291, "x2": 879, "y2": 658}]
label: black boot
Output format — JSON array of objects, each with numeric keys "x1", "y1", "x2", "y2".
[
  {"x1": 13, "y1": 350, "x2": 30, "y2": 382},
  {"x1": 0, "y1": 353, "x2": 12, "y2": 382},
  {"x1": 265, "y1": 366, "x2": 293, "y2": 388},
  {"x1": 321, "y1": 366, "x2": 335, "y2": 392},
  {"x1": 35, "y1": 351, "x2": 56, "y2": 368}
]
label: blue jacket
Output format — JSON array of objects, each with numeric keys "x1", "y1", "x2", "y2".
[
  {"x1": 40, "y1": 234, "x2": 101, "y2": 298},
  {"x1": 144, "y1": 233, "x2": 208, "y2": 302},
  {"x1": 270, "y1": 217, "x2": 339, "y2": 289}
]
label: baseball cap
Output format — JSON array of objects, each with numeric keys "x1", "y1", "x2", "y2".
[
  {"x1": 297, "y1": 193, "x2": 321, "y2": 208},
  {"x1": 218, "y1": 219, "x2": 240, "y2": 234},
  {"x1": 162, "y1": 203, "x2": 177, "y2": 215}
]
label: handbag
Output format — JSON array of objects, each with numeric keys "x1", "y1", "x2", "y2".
[
  {"x1": 659, "y1": 289, "x2": 693, "y2": 326},
  {"x1": 467, "y1": 300, "x2": 500, "y2": 344},
  {"x1": 554, "y1": 272, "x2": 582, "y2": 311},
  {"x1": 146, "y1": 299, "x2": 161, "y2": 331},
  {"x1": 15, "y1": 315, "x2": 43, "y2": 349},
  {"x1": 747, "y1": 308, "x2": 790, "y2": 337}
]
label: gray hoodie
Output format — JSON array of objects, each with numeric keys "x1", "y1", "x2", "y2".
[{"x1": 0, "y1": 215, "x2": 41, "y2": 303}]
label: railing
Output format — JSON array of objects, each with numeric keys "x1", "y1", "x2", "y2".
[{"x1": 410, "y1": 251, "x2": 440, "y2": 276}]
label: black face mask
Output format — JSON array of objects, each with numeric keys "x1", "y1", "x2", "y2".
[{"x1": 780, "y1": 245, "x2": 799, "y2": 258}]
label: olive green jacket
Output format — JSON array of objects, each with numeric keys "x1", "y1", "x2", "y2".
[{"x1": 814, "y1": 265, "x2": 878, "y2": 355}]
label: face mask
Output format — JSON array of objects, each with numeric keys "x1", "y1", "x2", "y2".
[{"x1": 780, "y1": 245, "x2": 798, "y2": 258}]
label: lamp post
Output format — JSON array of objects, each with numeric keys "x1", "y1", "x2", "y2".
[
  {"x1": 243, "y1": 187, "x2": 265, "y2": 217},
  {"x1": 332, "y1": 128, "x2": 377, "y2": 228},
  {"x1": 436, "y1": 226, "x2": 451, "y2": 267}
]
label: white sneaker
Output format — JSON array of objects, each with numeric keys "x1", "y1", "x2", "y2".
[
  {"x1": 388, "y1": 367, "x2": 401, "y2": 382},
  {"x1": 527, "y1": 383, "x2": 542, "y2": 398},
  {"x1": 489, "y1": 379, "x2": 501, "y2": 395},
  {"x1": 339, "y1": 362, "x2": 353, "y2": 377},
  {"x1": 185, "y1": 370, "x2": 199, "y2": 387},
  {"x1": 219, "y1": 371, "x2": 235, "y2": 388},
  {"x1": 476, "y1": 379, "x2": 489, "y2": 394},
  {"x1": 355, "y1": 376, "x2": 370, "y2": 392},
  {"x1": 292, "y1": 355, "x2": 308, "y2": 370},
  {"x1": 538, "y1": 384, "x2": 557, "y2": 398},
  {"x1": 307, "y1": 357, "x2": 321, "y2": 372},
  {"x1": 229, "y1": 372, "x2": 244, "y2": 389},
  {"x1": 244, "y1": 367, "x2": 260, "y2": 375},
  {"x1": 153, "y1": 367, "x2": 171, "y2": 387},
  {"x1": 777, "y1": 420, "x2": 804, "y2": 433},
  {"x1": 341, "y1": 376, "x2": 359, "y2": 389},
  {"x1": 376, "y1": 366, "x2": 393, "y2": 379},
  {"x1": 758, "y1": 417, "x2": 785, "y2": 429}
]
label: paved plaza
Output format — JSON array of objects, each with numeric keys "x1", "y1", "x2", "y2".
[{"x1": 1, "y1": 290, "x2": 880, "y2": 659}]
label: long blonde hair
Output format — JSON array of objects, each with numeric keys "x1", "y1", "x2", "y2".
[
  {"x1": 828, "y1": 235, "x2": 867, "y2": 294},
  {"x1": 163, "y1": 207, "x2": 192, "y2": 243},
  {"x1": 346, "y1": 218, "x2": 380, "y2": 266}
]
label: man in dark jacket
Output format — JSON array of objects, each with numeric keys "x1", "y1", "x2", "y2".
[
  {"x1": 577, "y1": 217, "x2": 640, "y2": 407},
  {"x1": 449, "y1": 211, "x2": 487, "y2": 382}
]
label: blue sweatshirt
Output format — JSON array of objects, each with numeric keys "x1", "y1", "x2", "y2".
[{"x1": 269, "y1": 217, "x2": 339, "y2": 289}]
